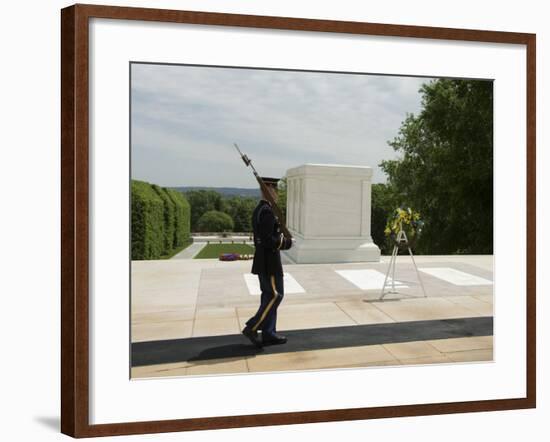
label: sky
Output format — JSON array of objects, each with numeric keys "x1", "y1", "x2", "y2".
[{"x1": 131, "y1": 63, "x2": 432, "y2": 188}]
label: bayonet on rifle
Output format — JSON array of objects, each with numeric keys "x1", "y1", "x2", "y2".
[{"x1": 233, "y1": 143, "x2": 292, "y2": 240}]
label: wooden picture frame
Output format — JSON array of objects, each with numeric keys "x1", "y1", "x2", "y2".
[{"x1": 61, "y1": 3, "x2": 536, "y2": 437}]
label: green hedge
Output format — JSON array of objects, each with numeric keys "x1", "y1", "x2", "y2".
[
  {"x1": 153, "y1": 185, "x2": 176, "y2": 255},
  {"x1": 166, "y1": 188, "x2": 191, "y2": 247},
  {"x1": 131, "y1": 180, "x2": 165, "y2": 260},
  {"x1": 131, "y1": 180, "x2": 191, "y2": 260}
]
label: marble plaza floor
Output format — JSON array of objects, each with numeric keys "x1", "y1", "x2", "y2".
[{"x1": 130, "y1": 254, "x2": 494, "y2": 378}]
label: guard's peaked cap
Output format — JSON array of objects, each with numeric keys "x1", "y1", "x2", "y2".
[{"x1": 260, "y1": 176, "x2": 280, "y2": 187}]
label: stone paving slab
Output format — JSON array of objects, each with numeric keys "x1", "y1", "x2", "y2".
[
  {"x1": 419, "y1": 267, "x2": 493, "y2": 286},
  {"x1": 194, "y1": 261, "x2": 493, "y2": 307},
  {"x1": 131, "y1": 257, "x2": 494, "y2": 338},
  {"x1": 130, "y1": 334, "x2": 493, "y2": 378},
  {"x1": 425, "y1": 335, "x2": 493, "y2": 353},
  {"x1": 192, "y1": 316, "x2": 241, "y2": 337},
  {"x1": 383, "y1": 341, "x2": 443, "y2": 360},
  {"x1": 130, "y1": 255, "x2": 494, "y2": 375},
  {"x1": 132, "y1": 320, "x2": 193, "y2": 343},
  {"x1": 187, "y1": 357, "x2": 250, "y2": 376},
  {"x1": 131, "y1": 317, "x2": 492, "y2": 367},
  {"x1": 445, "y1": 295, "x2": 494, "y2": 316},
  {"x1": 335, "y1": 300, "x2": 395, "y2": 325},
  {"x1": 246, "y1": 345, "x2": 398, "y2": 373},
  {"x1": 371, "y1": 297, "x2": 485, "y2": 322},
  {"x1": 445, "y1": 348, "x2": 494, "y2": 363}
]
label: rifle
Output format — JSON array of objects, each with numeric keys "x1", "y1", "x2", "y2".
[{"x1": 233, "y1": 143, "x2": 292, "y2": 240}]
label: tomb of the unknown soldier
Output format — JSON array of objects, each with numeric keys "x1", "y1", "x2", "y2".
[{"x1": 284, "y1": 163, "x2": 381, "y2": 264}]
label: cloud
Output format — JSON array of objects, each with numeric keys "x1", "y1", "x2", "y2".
[{"x1": 131, "y1": 63, "x2": 430, "y2": 187}]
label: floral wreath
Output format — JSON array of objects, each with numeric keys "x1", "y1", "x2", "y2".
[
  {"x1": 384, "y1": 207, "x2": 424, "y2": 249},
  {"x1": 219, "y1": 253, "x2": 253, "y2": 261}
]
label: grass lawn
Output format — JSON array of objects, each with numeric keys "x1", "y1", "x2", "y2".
[{"x1": 194, "y1": 243, "x2": 255, "y2": 259}]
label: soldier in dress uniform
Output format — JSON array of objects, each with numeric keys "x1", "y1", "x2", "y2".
[{"x1": 242, "y1": 177, "x2": 293, "y2": 347}]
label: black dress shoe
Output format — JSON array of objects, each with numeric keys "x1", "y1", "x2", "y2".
[
  {"x1": 262, "y1": 333, "x2": 287, "y2": 346},
  {"x1": 242, "y1": 327, "x2": 263, "y2": 348}
]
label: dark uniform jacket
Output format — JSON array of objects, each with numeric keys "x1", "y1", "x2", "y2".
[{"x1": 251, "y1": 200, "x2": 292, "y2": 276}]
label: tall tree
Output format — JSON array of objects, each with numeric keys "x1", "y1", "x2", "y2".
[
  {"x1": 196, "y1": 210, "x2": 234, "y2": 233},
  {"x1": 371, "y1": 183, "x2": 399, "y2": 254},
  {"x1": 221, "y1": 196, "x2": 257, "y2": 232},
  {"x1": 184, "y1": 190, "x2": 223, "y2": 231},
  {"x1": 380, "y1": 79, "x2": 493, "y2": 254}
]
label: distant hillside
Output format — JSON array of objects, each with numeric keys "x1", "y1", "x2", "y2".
[{"x1": 171, "y1": 186, "x2": 260, "y2": 199}]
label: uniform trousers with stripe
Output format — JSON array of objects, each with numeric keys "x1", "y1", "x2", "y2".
[{"x1": 245, "y1": 272, "x2": 284, "y2": 337}]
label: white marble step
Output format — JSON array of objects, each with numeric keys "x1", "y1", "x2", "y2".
[
  {"x1": 336, "y1": 269, "x2": 409, "y2": 290},
  {"x1": 243, "y1": 272, "x2": 306, "y2": 295},
  {"x1": 419, "y1": 267, "x2": 493, "y2": 286}
]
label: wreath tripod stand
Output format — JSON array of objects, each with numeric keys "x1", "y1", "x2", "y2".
[{"x1": 378, "y1": 224, "x2": 427, "y2": 300}]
